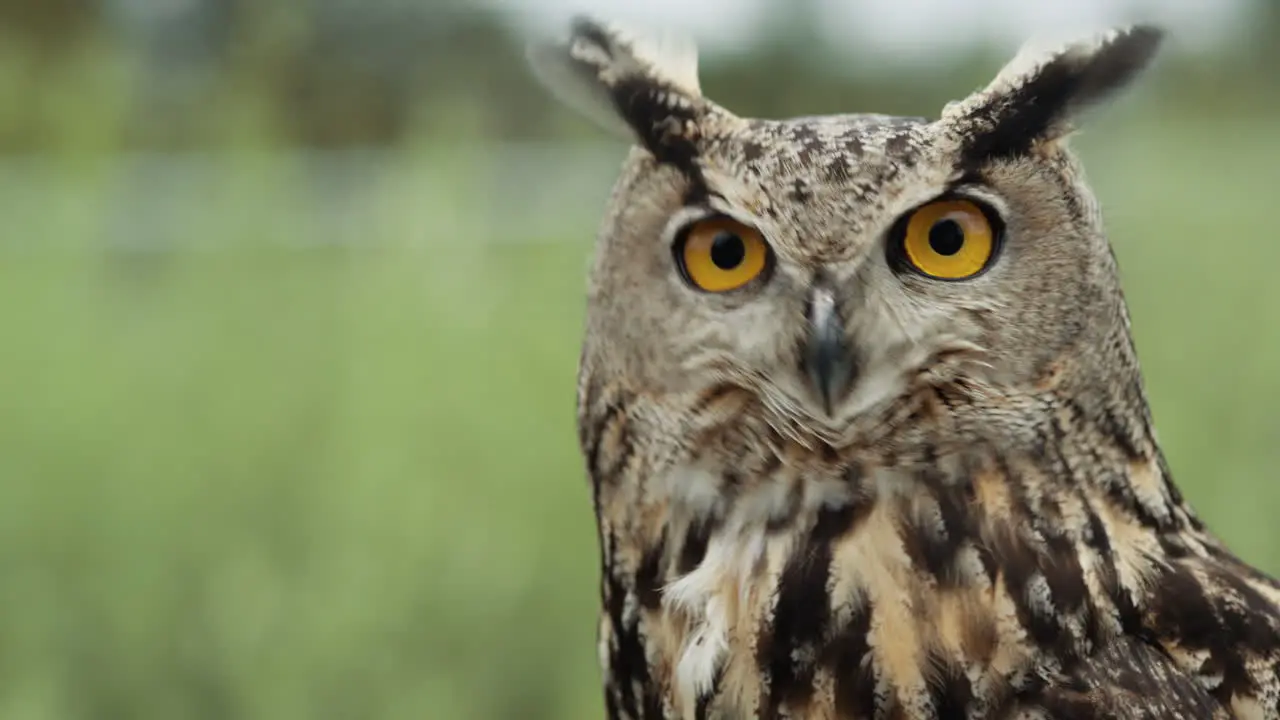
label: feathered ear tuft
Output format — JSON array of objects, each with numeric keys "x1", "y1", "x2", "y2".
[
  {"x1": 527, "y1": 16, "x2": 721, "y2": 171},
  {"x1": 943, "y1": 25, "x2": 1165, "y2": 167}
]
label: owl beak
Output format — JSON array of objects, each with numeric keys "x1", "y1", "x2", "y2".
[{"x1": 802, "y1": 286, "x2": 856, "y2": 417}]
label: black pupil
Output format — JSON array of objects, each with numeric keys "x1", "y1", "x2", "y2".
[
  {"x1": 928, "y1": 219, "x2": 965, "y2": 256},
  {"x1": 710, "y1": 232, "x2": 746, "y2": 270}
]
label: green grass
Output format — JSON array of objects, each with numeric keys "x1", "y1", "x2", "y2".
[{"x1": 0, "y1": 108, "x2": 1277, "y2": 719}]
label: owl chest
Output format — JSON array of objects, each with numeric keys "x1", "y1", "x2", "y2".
[{"x1": 615, "y1": 497, "x2": 1044, "y2": 720}]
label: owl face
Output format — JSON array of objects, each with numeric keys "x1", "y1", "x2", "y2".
[
  {"x1": 584, "y1": 113, "x2": 1112, "y2": 432},
  {"x1": 532, "y1": 20, "x2": 1162, "y2": 436}
]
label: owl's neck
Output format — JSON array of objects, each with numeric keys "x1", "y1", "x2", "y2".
[
  {"x1": 579, "y1": 371, "x2": 1280, "y2": 717},
  {"x1": 582, "y1": 365, "x2": 1205, "y2": 569}
]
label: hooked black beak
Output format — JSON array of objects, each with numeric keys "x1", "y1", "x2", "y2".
[{"x1": 802, "y1": 285, "x2": 857, "y2": 416}]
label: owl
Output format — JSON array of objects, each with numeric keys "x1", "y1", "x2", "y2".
[{"x1": 528, "y1": 16, "x2": 1280, "y2": 720}]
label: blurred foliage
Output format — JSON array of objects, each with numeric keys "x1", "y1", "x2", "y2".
[
  {"x1": 1, "y1": 2, "x2": 1279, "y2": 719},
  {"x1": 1, "y1": 0, "x2": 1279, "y2": 152}
]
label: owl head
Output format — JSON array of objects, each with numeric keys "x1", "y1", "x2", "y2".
[{"x1": 530, "y1": 19, "x2": 1164, "y2": 441}]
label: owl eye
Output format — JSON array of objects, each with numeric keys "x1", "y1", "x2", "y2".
[
  {"x1": 675, "y1": 216, "x2": 772, "y2": 293},
  {"x1": 894, "y1": 199, "x2": 1000, "y2": 280}
]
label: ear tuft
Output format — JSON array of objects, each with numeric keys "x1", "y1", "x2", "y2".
[
  {"x1": 566, "y1": 16, "x2": 701, "y2": 99},
  {"x1": 945, "y1": 25, "x2": 1165, "y2": 167},
  {"x1": 527, "y1": 15, "x2": 716, "y2": 169}
]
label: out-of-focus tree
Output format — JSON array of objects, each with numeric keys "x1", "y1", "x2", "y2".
[
  {"x1": 1, "y1": 0, "x2": 1275, "y2": 152},
  {"x1": 0, "y1": 0, "x2": 97, "y2": 52},
  {"x1": 248, "y1": 1, "x2": 557, "y2": 146},
  {"x1": 1246, "y1": 0, "x2": 1280, "y2": 91}
]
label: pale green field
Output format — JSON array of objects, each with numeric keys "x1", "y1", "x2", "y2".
[{"x1": 0, "y1": 110, "x2": 1277, "y2": 719}]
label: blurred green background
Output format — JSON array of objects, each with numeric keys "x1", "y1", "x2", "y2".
[{"x1": 1, "y1": 0, "x2": 1278, "y2": 718}]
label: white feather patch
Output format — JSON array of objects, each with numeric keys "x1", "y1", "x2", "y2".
[
  {"x1": 666, "y1": 528, "x2": 766, "y2": 704},
  {"x1": 600, "y1": 18, "x2": 701, "y2": 98}
]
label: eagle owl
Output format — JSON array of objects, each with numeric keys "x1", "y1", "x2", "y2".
[{"x1": 528, "y1": 17, "x2": 1280, "y2": 720}]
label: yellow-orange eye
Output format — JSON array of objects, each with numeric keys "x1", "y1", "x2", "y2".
[
  {"x1": 898, "y1": 199, "x2": 997, "y2": 280},
  {"x1": 676, "y1": 217, "x2": 771, "y2": 292}
]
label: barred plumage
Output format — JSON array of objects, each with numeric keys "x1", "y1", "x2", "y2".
[{"x1": 533, "y1": 16, "x2": 1280, "y2": 719}]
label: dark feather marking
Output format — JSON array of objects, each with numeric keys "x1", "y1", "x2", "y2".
[
  {"x1": 1080, "y1": 493, "x2": 1112, "y2": 555},
  {"x1": 681, "y1": 176, "x2": 712, "y2": 208},
  {"x1": 842, "y1": 132, "x2": 865, "y2": 158},
  {"x1": 761, "y1": 451, "x2": 782, "y2": 476},
  {"x1": 578, "y1": 374, "x2": 600, "y2": 448},
  {"x1": 610, "y1": 76, "x2": 703, "y2": 173},
  {"x1": 1041, "y1": 532, "x2": 1088, "y2": 613},
  {"x1": 928, "y1": 655, "x2": 975, "y2": 718},
  {"x1": 982, "y1": 452, "x2": 1077, "y2": 659},
  {"x1": 1148, "y1": 564, "x2": 1253, "y2": 701},
  {"x1": 587, "y1": 395, "x2": 629, "y2": 487},
  {"x1": 790, "y1": 124, "x2": 828, "y2": 169},
  {"x1": 1094, "y1": 402, "x2": 1146, "y2": 462},
  {"x1": 884, "y1": 130, "x2": 916, "y2": 167},
  {"x1": 690, "y1": 383, "x2": 740, "y2": 417},
  {"x1": 694, "y1": 695, "x2": 710, "y2": 720},
  {"x1": 990, "y1": 522, "x2": 1068, "y2": 653},
  {"x1": 741, "y1": 139, "x2": 766, "y2": 163},
  {"x1": 1103, "y1": 557, "x2": 1146, "y2": 640},
  {"x1": 559, "y1": 13, "x2": 713, "y2": 180},
  {"x1": 1158, "y1": 534, "x2": 1191, "y2": 560},
  {"x1": 604, "y1": 560, "x2": 647, "y2": 717},
  {"x1": 1157, "y1": 450, "x2": 1190, "y2": 512},
  {"x1": 604, "y1": 686, "x2": 620, "y2": 720},
  {"x1": 1274, "y1": 661, "x2": 1280, "y2": 715},
  {"x1": 678, "y1": 514, "x2": 718, "y2": 574},
  {"x1": 1213, "y1": 568, "x2": 1280, "y2": 654},
  {"x1": 1020, "y1": 635, "x2": 1225, "y2": 718},
  {"x1": 790, "y1": 178, "x2": 813, "y2": 204},
  {"x1": 825, "y1": 155, "x2": 851, "y2": 183},
  {"x1": 843, "y1": 460, "x2": 865, "y2": 487},
  {"x1": 902, "y1": 469, "x2": 974, "y2": 588},
  {"x1": 1043, "y1": 530, "x2": 1101, "y2": 649},
  {"x1": 934, "y1": 477, "x2": 973, "y2": 548},
  {"x1": 635, "y1": 529, "x2": 667, "y2": 610},
  {"x1": 603, "y1": 426, "x2": 636, "y2": 490},
  {"x1": 827, "y1": 602, "x2": 876, "y2": 719},
  {"x1": 641, "y1": 690, "x2": 663, "y2": 720},
  {"x1": 762, "y1": 501, "x2": 861, "y2": 713}
]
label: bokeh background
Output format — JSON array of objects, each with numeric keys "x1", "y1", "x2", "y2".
[{"x1": 2, "y1": 0, "x2": 1278, "y2": 717}]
